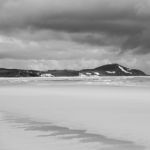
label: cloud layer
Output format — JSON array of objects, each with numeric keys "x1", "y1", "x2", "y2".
[{"x1": 0, "y1": 0, "x2": 150, "y2": 72}]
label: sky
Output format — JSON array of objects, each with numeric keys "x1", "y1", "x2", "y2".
[{"x1": 0, "y1": 0, "x2": 150, "y2": 73}]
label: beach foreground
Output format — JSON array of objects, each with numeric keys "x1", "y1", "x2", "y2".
[{"x1": 0, "y1": 79, "x2": 150, "y2": 150}]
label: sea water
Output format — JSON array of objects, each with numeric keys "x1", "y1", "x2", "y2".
[{"x1": 0, "y1": 76, "x2": 150, "y2": 150}]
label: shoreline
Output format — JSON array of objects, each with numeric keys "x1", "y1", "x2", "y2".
[{"x1": 0, "y1": 76, "x2": 149, "y2": 88}]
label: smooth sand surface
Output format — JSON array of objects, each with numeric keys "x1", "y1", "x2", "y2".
[{"x1": 0, "y1": 85, "x2": 150, "y2": 150}]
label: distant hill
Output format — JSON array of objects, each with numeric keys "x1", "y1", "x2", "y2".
[
  {"x1": 79, "y1": 64, "x2": 146, "y2": 76},
  {"x1": 0, "y1": 64, "x2": 147, "y2": 77},
  {"x1": 0, "y1": 68, "x2": 41, "y2": 77}
]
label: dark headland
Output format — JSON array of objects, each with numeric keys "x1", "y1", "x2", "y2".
[{"x1": 0, "y1": 64, "x2": 147, "y2": 77}]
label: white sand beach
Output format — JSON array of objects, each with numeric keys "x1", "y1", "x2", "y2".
[{"x1": 0, "y1": 78, "x2": 150, "y2": 150}]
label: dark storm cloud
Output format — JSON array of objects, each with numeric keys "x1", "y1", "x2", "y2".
[
  {"x1": 32, "y1": 20, "x2": 143, "y2": 36},
  {"x1": 0, "y1": 0, "x2": 150, "y2": 54}
]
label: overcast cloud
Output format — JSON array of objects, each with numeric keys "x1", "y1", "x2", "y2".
[{"x1": 0, "y1": 0, "x2": 150, "y2": 72}]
